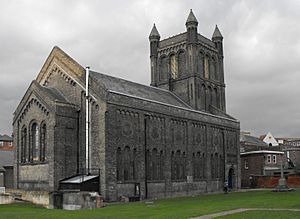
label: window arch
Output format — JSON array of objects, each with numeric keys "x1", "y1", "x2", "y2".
[
  {"x1": 198, "y1": 51, "x2": 205, "y2": 76},
  {"x1": 212, "y1": 88, "x2": 218, "y2": 107},
  {"x1": 116, "y1": 147, "x2": 122, "y2": 181},
  {"x1": 40, "y1": 122, "x2": 47, "y2": 162},
  {"x1": 200, "y1": 84, "x2": 206, "y2": 110},
  {"x1": 178, "y1": 50, "x2": 186, "y2": 77},
  {"x1": 159, "y1": 56, "x2": 168, "y2": 81},
  {"x1": 21, "y1": 126, "x2": 27, "y2": 163},
  {"x1": 30, "y1": 121, "x2": 39, "y2": 162},
  {"x1": 204, "y1": 55, "x2": 210, "y2": 79},
  {"x1": 123, "y1": 146, "x2": 131, "y2": 181},
  {"x1": 170, "y1": 54, "x2": 178, "y2": 79}
]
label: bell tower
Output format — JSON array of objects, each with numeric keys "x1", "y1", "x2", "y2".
[{"x1": 149, "y1": 10, "x2": 226, "y2": 113}]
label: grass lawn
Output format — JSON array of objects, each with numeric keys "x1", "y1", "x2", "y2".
[
  {"x1": 0, "y1": 190, "x2": 300, "y2": 219},
  {"x1": 217, "y1": 210, "x2": 300, "y2": 219}
]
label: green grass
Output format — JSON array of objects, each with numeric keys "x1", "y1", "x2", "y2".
[
  {"x1": 218, "y1": 210, "x2": 300, "y2": 219},
  {"x1": 0, "y1": 190, "x2": 300, "y2": 219}
]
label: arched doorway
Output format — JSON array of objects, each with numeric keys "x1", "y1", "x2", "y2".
[{"x1": 228, "y1": 168, "x2": 234, "y2": 189}]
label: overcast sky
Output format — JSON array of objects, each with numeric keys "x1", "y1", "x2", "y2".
[{"x1": 1, "y1": 0, "x2": 300, "y2": 137}]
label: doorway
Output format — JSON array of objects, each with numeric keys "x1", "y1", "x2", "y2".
[{"x1": 228, "y1": 168, "x2": 234, "y2": 189}]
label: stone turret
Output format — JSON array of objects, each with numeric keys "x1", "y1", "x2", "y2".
[{"x1": 149, "y1": 24, "x2": 160, "y2": 86}]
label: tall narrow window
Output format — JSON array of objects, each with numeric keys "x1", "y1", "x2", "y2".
[
  {"x1": 204, "y1": 56, "x2": 209, "y2": 79},
  {"x1": 116, "y1": 147, "x2": 122, "y2": 181},
  {"x1": 133, "y1": 148, "x2": 137, "y2": 180},
  {"x1": 40, "y1": 123, "x2": 46, "y2": 162},
  {"x1": 170, "y1": 54, "x2": 178, "y2": 79},
  {"x1": 160, "y1": 56, "x2": 168, "y2": 81},
  {"x1": 178, "y1": 50, "x2": 186, "y2": 76},
  {"x1": 30, "y1": 122, "x2": 39, "y2": 162},
  {"x1": 124, "y1": 146, "x2": 131, "y2": 181},
  {"x1": 21, "y1": 127, "x2": 27, "y2": 163}
]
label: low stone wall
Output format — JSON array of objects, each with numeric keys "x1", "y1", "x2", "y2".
[
  {"x1": 49, "y1": 191, "x2": 103, "y2": 210},
  {"x1": 7, "y1": 189, "x2": 49, "y2": 207},
  {"x1": 0, "y1": 194, "x2": 14, "y2": 204},
  {"x1": 251, "y1": 175, "x2": 300, "y2": 188}
]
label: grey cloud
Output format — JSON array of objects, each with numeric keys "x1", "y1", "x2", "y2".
[{"x1": 1, "y1": 0, "x2": 300, "y2": 139}]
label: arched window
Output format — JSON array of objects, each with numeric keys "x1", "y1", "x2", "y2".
[
  {"x1": 40, "y1": 123, "x2": 47, "y2": 162},
  {"x1": 170, "y1": 54, "x2": 178, "y2": 79},
  {"x1": 21, "y1": 127, "x2": 27, "y2": 163},
  {"x1": 30, "y1": 122, "x2": 39, "y2": 162},
  {"x1": 211, "y1": 57, "x2": 216, "y2": 80},
  {"x1": 198, "y1": 52, "x2": 205, "y2": 77},
  {"x1": 207, "y1": 86, "x2": 212, "y2": 109},
  {"x1": 159, "y1": 56, "x2": 168, "y2": 81},
  {"x1": 215, "y1": 153, "x2": 219, "y2": 178},
  {"x1": 133, "y1": 148, "x2": 137, "y2": 180},
  {"x1": 123, "y1": 146, "x2": 131, "y2": 181},
  {"x1": 171, "y1": 151, "x2": 175, "y2": 180},
  {"x1": 152, "y1": 148, "x2": 158, "y2": 180},
  {"x1": 116, "y1": 147, "x2": 122, "y2": 181},
  {"x1": 211, "y1": 154, "x2": 214, "y2": 179},
  {"x1": 159, "y1": 150, "x2": 164, "y2": 180},
  {"x1": 178, "y1": 50, "x2": 186, "y2": 77},
  {"x1": 202, "y1": 153, "x2": 206, "y2": 179},
  {"x1": 200, "y1": 84, "x2": 206, "y2": 110},
  {"x1": 212, "y1": 88, "x2": 218, "y2": 107},
  {"x1": 204, "y1": 55, "x2": 210, "y2": 79}
]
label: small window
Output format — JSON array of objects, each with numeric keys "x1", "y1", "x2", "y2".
[
  {"x1": 244, "y1": 160, "x2": 249, "y2": 169},
  {"x1": 267, "y1": 155, "x2": 271, "y2": 164},
  {"x1": 9, "y1": 141, "x2": 12, "y2": 146},
  {"x1": 0, "y1": 141, "x2": 3, "y2": 146},
  {"x1": 273, "y1": 155, "x2": 276, "y2": 164}
]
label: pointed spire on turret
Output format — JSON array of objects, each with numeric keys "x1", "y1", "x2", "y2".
[
  {"x1": 212, "y1": 25, "x2": 223, "y2": 40},
  {"x1": 186, "y1": 9, "x2": 198, "y2": 26},
  {"x1": 149, "y1": 23, "x2": 160, "y2": 40}
]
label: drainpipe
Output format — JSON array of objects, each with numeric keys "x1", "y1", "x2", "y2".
[{"x1": 85, "y1": 66, "x2": 90, "y2": 175}]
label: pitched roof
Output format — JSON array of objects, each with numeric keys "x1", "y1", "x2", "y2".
[
  {"x1": 90, "y1": 71, "x2": 191, "y2": 109},
  {"x1": 0, "y1": 151, "x2": 14, "y2": 167},
  {"x1": 0, "y1": 135, "x2": 12, "y2": 141},
  {"x1": 240, "y1": 134, "x2": 267, "y2": 146}
]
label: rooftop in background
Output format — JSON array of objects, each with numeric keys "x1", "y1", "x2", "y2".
[
  {"x1": 240, "y1": 133, "x2": 267, "y2": 147},
  {"x1": 0, "y1": 134, "x2": 12, "y2": 142},
  {"x1": 0, "y1": 134, "x2": 14, "y2": 151}
]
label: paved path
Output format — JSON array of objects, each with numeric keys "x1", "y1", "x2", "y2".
[{"x1": 190, "y1": 208, "x2": 300, "y2": 219}]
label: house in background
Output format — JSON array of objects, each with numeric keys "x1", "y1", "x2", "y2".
[
  {"x1": 0, "y1": 134, "x2": 14, "y2": 189},
  {"x1": 240, "y1": 132, "x2": 283, "y2": 188},
  {"x1": 259, "y1": 132, "x2": 279, "y2": 146}
]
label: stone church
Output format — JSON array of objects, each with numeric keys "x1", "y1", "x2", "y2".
[{"x1": 13, "y1": 10, "x2": 240, "y2": 202}]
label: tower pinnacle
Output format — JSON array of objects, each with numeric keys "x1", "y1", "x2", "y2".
[
  {"x1": 149, "y1": 23, "x2": 160, "y2": 40},
  {"x1": 186, "y1": 9, "x2": 198, "y2": 26},
  {"x1": 212, "y1": 25, "x2": 223, "y2": 40}
]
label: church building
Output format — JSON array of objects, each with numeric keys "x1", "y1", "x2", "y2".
[{"x1": 13, "y1": 10, "x2": 240, "y2": 202}]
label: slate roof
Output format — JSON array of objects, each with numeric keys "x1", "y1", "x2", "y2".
[
  {"x1": 40, "y1": 85, "x2": 69, "y2": 103},
  {"x1": 240, "y1": 134, "x2": 267, "y2": 146},
  {"x1": 159, "y1": 32, "x2": 187, "y2": 48},
  {"x1": 0, "y1": 151, "x2": 14, "y2": 167},
  {"x1": 0, "y1": 135, "x2": 12, "y2": 141},
  {"x1": 90, "y1": 71, "x2": 191, "y2": 109}
]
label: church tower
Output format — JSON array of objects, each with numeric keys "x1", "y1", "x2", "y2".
[{"x1": 149, "y1": 10, "x2": 226, "y2": 112}]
